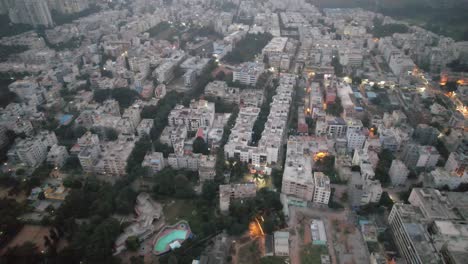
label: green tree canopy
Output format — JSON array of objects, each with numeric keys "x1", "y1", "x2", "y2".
[{"x1": 192, "y1": 137, "x2": 209, "y2": 155}]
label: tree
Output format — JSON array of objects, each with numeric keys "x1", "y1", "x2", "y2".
[
  {"x1": 126, "y1": 236, "x2": 140, "y2": 251},
  {"x1": 263, "y1": 215, "x2": 275, "y2": 234},
  {"x1": 331, "y1": 57, "x2": 343, "y2": 76},
  {"x1": 224, "y1": 33, "x2": 273, "y2": 64},
  {"x1": 152, "y1": 168, "x2": 195, "y2": 199},
  {"x1": 372, "y1": 20, "x2": 409, "y2": 38},
  {"x1": 104, "y1": 128, "x2": 118, "y2": 141},
  {"x1": 192, "y1": 137, "x2": 209, "y2": 155},
  {"x1": 93, "y1": 89, "x2": 111, "y2": 103},
  {"x1": 444, "y1": 81, "x2": 458, "y2": 92},
  {"x1": 153, "y1": 141, "x2": 174, "y2": 158},
  {"x1": 3, "y1": 242, "x2": 42, "y2": 264},
  {"x1": 62, "y1": 157, "x2": 82, "y2": 173},
  {"x1": 125, "y1": 56, "x2": 130, "y2": 70},
  {"x1": 379, "y1": 192, "x2": 394, "y2": 208},
  {"x1": 114, "y1": 187, "x2": 137, "y2": 215},
  {"x1": 261, "y1": 256, "x2": 287, "y2": 264},
  {"x1": 271, "y1": 169, "x2": 283, "y2": 190},
  {"x1": 201, "y1": 180, "x2": 218, "y2": 203},
  {"x1": 375, "y1": 150, "x2": 394, "y2": 187},
  {"x1": 215, "y1": 71, "x2": 226, "y2": 81},
  {"x1": 82, "y1": 218, "x2": 121, "y2": 263},
  {"x1": 326, "y1": 97, "x2": 343, "y2": 116}
]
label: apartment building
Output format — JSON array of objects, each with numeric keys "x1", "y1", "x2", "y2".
[
  {"x1": 15, "y1": 137, "x2": 48, "y2": 167},
  {"x1": 389, "y1": 188, "x2": 468, "y2": 264},
  {"x1": 313, "y1": 172, "x2": 331, "y2": 205},
  {"x1": 46, "y1": 144, "x2": 69, "y2": 168},
  {"x1": 232, "y1": 62, "x2": 264, "y2": 86},
  {"x1": 142, "y1": 152, "x2": 165, "y2": 173},
  {"x1": 219, "y1": 183, "x2": 256, "y2": 212},
  {"x1": 389, "y1": 159, "x2": 410, "y2": 186},
  {"x1": 168, "y1": 100, "x2": 215, "y2": 132}
]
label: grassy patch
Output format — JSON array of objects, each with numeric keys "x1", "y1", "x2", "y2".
[
  {"x1": 163, "y1": 199, "x2": 197, "y2": 224},
  {"x1": 300, "y1": 245, "x2": 328, "y2": 264},
  {"x1": 162, "y1": 199, "x2": 208, "y2": 236},
  {"x1": 260, "y1": 256, "x2": 289, "y2": 264},
  {"x1": 298, "y1": 225, "x2": 305, "y2": 240}
]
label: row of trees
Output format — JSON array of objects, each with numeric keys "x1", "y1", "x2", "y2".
[
  {"x1": 224, "y1": 33, "x2": 273, "y2": 64},
  {"x1": 372, "y1": 17, "x2": 409, "y2": 38},
  {"x1": 0, "y1": 44, "x2": 28, "y2": 62},
  {"x1": 93, "y1": 88, "x2": 140, "y2": 108},
  {"x1": 326, "y1": 96, "x2": 344, "y2": 116},
  {"x1": 251, "y1": 81, "x2": 277, "y2": 145},
  {"x1": 215, "y1": 107, "x2": 239, "y2": 180},
  {"x1": 49, "y1": 176, "x2": 137, "y2": 263},
  {"x1": 374, "y1": 149, "x2": 394, "y2": 187}
]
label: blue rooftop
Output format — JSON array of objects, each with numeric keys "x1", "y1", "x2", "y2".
[{"x1": 59, "y1": 114, "x2": 74, "y2": 125}]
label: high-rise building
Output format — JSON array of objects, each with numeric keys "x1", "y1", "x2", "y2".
[
  {"x1": 313, "y1": 172, "x2": 331, "y2": 205},
  {"x1": 402, "y1": 144, "x2": 440, "y2": 170},
  {"x1": 15, "y1": 137, "x2": 48, "y2": 167},
  {"x1": 389, "y1": 188, "x2": 468, "y2": 264},
  {"x1": 388, "y1": 203, "x2": 441, "y2": 264},
  {"x1": 9, "y1": 0, "x2": 54, "y2": 27},
  {"x1": 413, "y1": 124, "x2": 439, "y2": 146},
  {"x1": 232, "y1": 62, "x2": 264, "y2": 86},
  {"x1": 389, "y1": 159, "x2": 410, "y2": 186},
  {"x1": 281, "y1": 155, "x2": 314, "y2": 201},
  {"x1": 0, "y1": 0, "x2": 15, "y2": 14},
  {"x1": 47, "y1": 0, "x2": 89, "y2": 14}
]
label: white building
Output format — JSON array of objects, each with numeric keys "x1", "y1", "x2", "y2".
[
  {"x1": 8, "y1": 79, "x2": 44, "y2": 105},
  {"x1": 142, "y1": 152, "x2": 165, "y2": 173},
  {"x1": 262, "y1": 37, "x2": 288, "y2": 58},
  {"x1": 361, "y1": 180, "x2": 383, "y2": 204},
  {"x1": 95, "y1": 137, "x2": 135, "y2": 177},
  {"x1": 232, "y1": 62, "x2": 264, "y2": 86},
  {"x1": 47, "y1": 144, "x2": 69, "y2": 168},
  {"x1": 281, "y1": 155, "x2": 314, "y2": 201},
  {"x1": 388, "y1": 54, "x2": 415, "y2": 77},
  {"x1": 219, "y1": 183, "x2": 256, "y2": 212},
  {"x1": 122, "y1": 105, "x2": 142, "y2": 130},
  {"x1": 389, "y1": 159, "x2": 410, "y2": 186},
  {"x1": 445, "y1": 152, "x2": 467, "y2": 178},
  {"x1": 168, "y1": 100, "x2": 215, "y2": 132},
  {"x1": 167, "y1": 153, "x2": 200, "y2": 171},
  {"x1": 136, "y1": 119, "x2": 154, "y2": 137},
  {"x1": 15, "y1": 137, "x2": 47, "y2": 167},
  {"x1": 313, "y1": 172, "x2": 331, "y2": 205},
  {"x1": 273, "y1": 231, "x2": 289, "y2": 256},
  {"x1": 430, "y1": 167, "x2": 468, "y2": 190},
  {"x1": 198, "y1": 155, "x2": 216, "y2": 182}
]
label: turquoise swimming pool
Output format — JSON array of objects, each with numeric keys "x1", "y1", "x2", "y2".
[{"x1": 154, "y1": 229, "x2": 188, "y2": 252}]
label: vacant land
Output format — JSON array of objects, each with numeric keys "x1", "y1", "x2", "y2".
[
  {"x1": 2, "y1": 225, "x2": 50, "y2": 254},
  {"x1": 238, "y1": 239, "x2": 261, "y2": 264},
  {"x1": 300, "y1": 244, "x2": 328, "y2": 264}
]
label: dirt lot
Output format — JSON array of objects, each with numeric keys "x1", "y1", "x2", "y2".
[
  {"x1": 289, "y1": 206, "x2": 370, "y2": 264},
  {"x1": 0, "y1": 186, "x2": 27, "y2": 202},
  {"x1": 1, "y1": 225, "x2": 50, "y2": 254}
]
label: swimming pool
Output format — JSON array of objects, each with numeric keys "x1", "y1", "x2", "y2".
[{"x1": 154, "y1": 229, "x2": 188, "y2": 252}]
